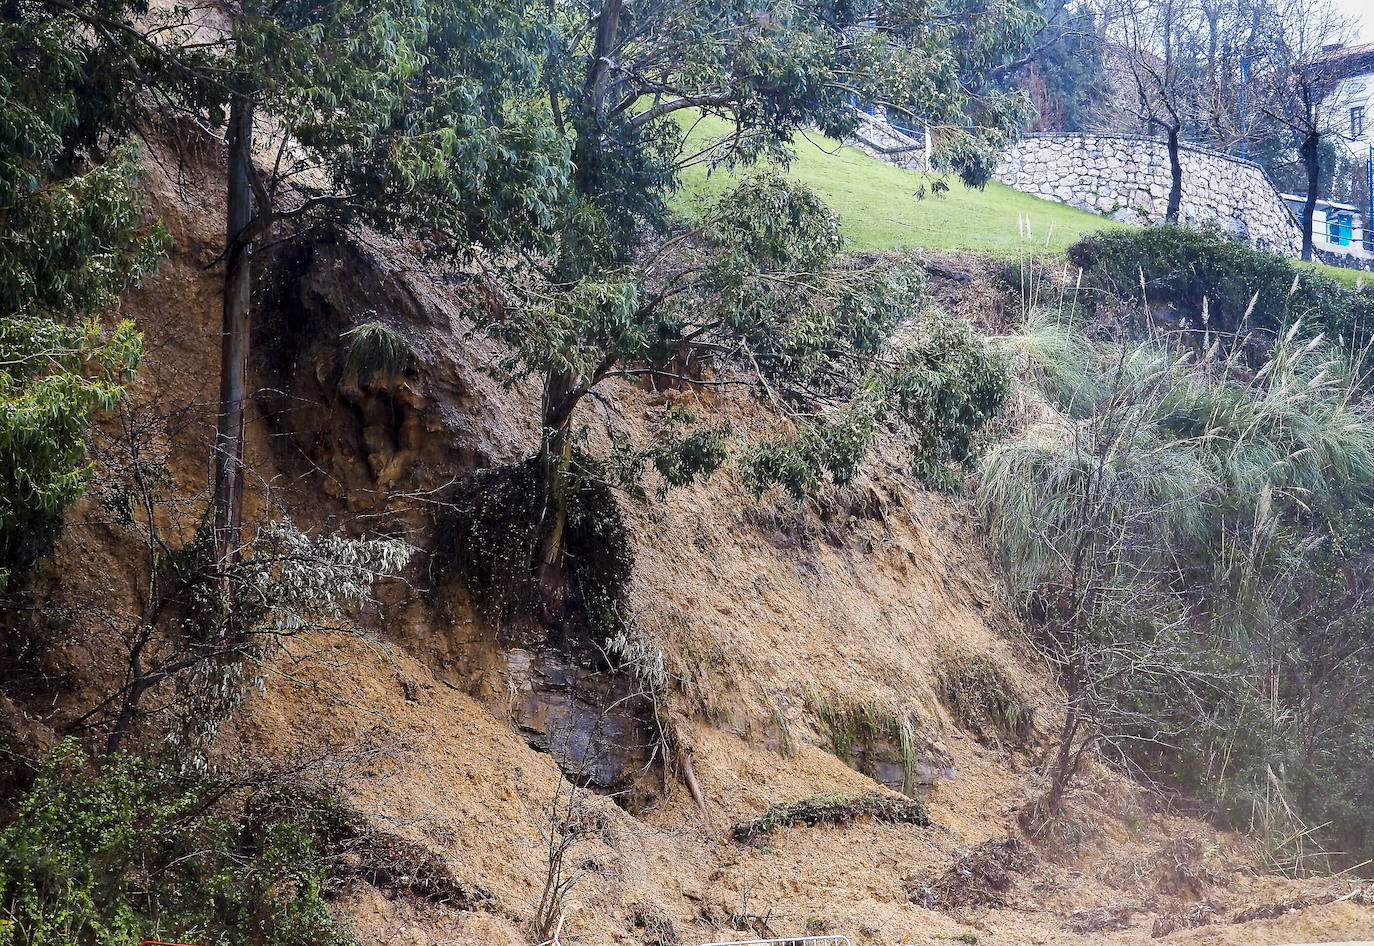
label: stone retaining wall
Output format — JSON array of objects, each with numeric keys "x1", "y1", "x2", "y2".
[{"x1": 995, "y1": 133, "x2": 1304, "y2": 257}]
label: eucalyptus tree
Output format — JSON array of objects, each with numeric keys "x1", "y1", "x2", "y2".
[
  {"x1": 41, "y1": 0, "x2": 570, "y2": 576},
  {"x1": 0, "y1": 2, "x2": 167, "y2": 584},
  {"x1": 480, "y1": 0, "x2": 1034, "y2": 616}
]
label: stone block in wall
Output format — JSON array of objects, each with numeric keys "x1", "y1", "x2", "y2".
[{"x1": 994, "y1": 133, "x2": 1305, "y2": 258}]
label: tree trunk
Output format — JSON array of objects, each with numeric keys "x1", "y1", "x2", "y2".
[
  {"x1": 1041, "y1": 638, "x2": 1088, "y2": 820},
  {"x1": 569, "y1": 0, "x2": 624, "y2": 214},
  {"x1": 534, "y1": 371, "x2": 577, "y2": 624},
  {"x1": 1300, "y1": 131, "x2": 1320, "y2": 263},
  {"x1": 1044, "y1": 696, "x2": 1080, "y2": 817},
  {"x1": 213, "y1": 93, "x2": 255, "y2": 575},
  {"x1": 1165, "y1": 126, "x2": 1183, "y2": 224},
  {"x1": 584, "y1": 0, "x2": 623, "y2": 112}
]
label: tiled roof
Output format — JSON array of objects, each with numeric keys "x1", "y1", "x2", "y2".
[{"x1": 1314, "y1": 41, "x2": 1374, "y2": 79}]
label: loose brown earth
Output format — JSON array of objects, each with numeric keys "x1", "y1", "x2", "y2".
[{"x1": 18, "y1": 126, "x2": 1374, "y2": 946}]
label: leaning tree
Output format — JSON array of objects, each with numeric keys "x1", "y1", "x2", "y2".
[{"x1": 475, "y1": 0, "x2": 1035, "y2": 618}]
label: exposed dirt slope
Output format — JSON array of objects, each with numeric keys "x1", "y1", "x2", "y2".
[{"x1": 23, "y1": 128, "x2": 1374, "y2": 946}]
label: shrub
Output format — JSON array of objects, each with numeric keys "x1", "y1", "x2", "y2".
[
  {"x1": 0, "y1": 742, "x2": 355, "y2": 946},
  {"x1": 1068, "y1": 226, "x2": 1374, "y2": 355},
  {"x1": 730, "y1": 791, "x2": 929, "y2": 844},
  {"x1": 981, "y1": 315, "x2": 1374, "y2": 866},
  {"x1": 884, "y1": 309, "x2": 1009, "y2": 491},
  {"x1": 738, "y1": 309, "x2": 1010, "y2": 497},
  {"x1": 935, "y1": 654, "x2": 1032, "y2": 745},
  {"x1": 0, "y1": 317, "x2": 142, "y2": 584}
]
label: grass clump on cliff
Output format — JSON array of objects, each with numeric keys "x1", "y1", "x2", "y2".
[
  {"x1": 340, "y1": 320, "x2": 412, "y2": 380},
  {"x1": 731, "y1": 791, "x2": 930, "y2": 844}
]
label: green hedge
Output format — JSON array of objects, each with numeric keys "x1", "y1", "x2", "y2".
[{"x1": 1068, "y1": 226, "x2": 1374, "y2": 352}]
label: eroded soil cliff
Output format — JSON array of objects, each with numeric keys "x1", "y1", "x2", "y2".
[{"x1": 14, "y1": 128, "x2": 1374, "y2": 946}]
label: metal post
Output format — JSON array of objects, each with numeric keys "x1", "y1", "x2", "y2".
[
  {"x1": 1367, "y1": 144, "x2": 1373, "y2": 252},
  {"x1": 1239, "y1": 56, "x2": 1249, "y2": 160}
]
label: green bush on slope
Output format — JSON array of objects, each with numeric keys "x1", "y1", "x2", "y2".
[
  {"x1": 0, "y1": 742, "x2": 354, "y2": 946},
  {"x1": 981, "y1": 310, "x2": 1374, "y2": 868},
  {"x1": 1068, "y1": 226, "x2": 1374, "y2": 354}
]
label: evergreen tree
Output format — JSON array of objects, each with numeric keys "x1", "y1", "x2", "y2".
[
  {"x1": 42, "y1": 0, "x2": 570, "y2": 575},
  {"x1": 478, "y1": 0, "x2": 1033, "y2": 614},
  {"x1": 0, "y1": 4, "x2": 167, "y2": 584},
  {"x1": 1001, "y1": 0, "x2": 1109, "y2": 133}
]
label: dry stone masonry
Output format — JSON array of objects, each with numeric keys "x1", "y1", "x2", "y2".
[{"x1": 995, "y1": 133, "x2": 1304, "y2": 258}]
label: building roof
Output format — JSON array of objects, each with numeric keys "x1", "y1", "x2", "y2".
[
  {"x1": 1281, "y1": 193, "x2": 1362, "y2": 212},
  {"x1": 1313, "y1": 41, "x2": 1374, "y2": 81}
]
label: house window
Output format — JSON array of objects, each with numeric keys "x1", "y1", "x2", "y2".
[{"x1": 1352, "y1": 105, "x2": 1366, "y2": 139}]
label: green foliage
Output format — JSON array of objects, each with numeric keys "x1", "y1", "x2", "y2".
[
  {"x1": 608, "y1": 406, "x2": 731, "y2": 499},
  {"x1": 0, "y1": 317, "x2": 143, "y2": 583},
  {"x1": 143, "y1": 0, "x2": 569, "y2": 258},
  {"x1": 495, "y1": 175, "x2": 1007, "y2": 513},
  {"x1": 885, "y1": 311, "x2": 1010, "y2": 491},
  {"x1": 0, "y1": 741, "x2": 356, "y2": 946},
  {"x1": 739, "y1": 401, "x2": 882, "y2": 499},
  {"x1": 738, "y1": 306, "x2": 1009, "y2": 496},
  {"x1": 164, "y1": 519, "x2": 413, "y2": 755},
  {"x1": 1068, "y1": 226, "x2": 1374, "y2": 355},
  {"x1": 492, "y1": 174, "x2": 995, "y2": 511},
  {"x1": 730, "y1": 791, "x2": 930, "y2": 844},
  {"x1": 0, "y1": 9, "x2": 168, "y2": 583},
  {"x1": 981, "y1": 311, "x2": 1374, "y2": 866},
  {"x1": 479, "y1": 0, "x2": 1042, "y2": 601},
  {"x1": 544, "y1": 0, "x2": 1042, "y2": 263},
  {"x1": 1001, "y1": 0, "x2": 1109, "y2": 133}
]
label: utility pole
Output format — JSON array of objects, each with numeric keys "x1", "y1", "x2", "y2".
[
  {"x1": 1367, "y1": 144, "x2": 1373, "y2": 251},
  {"x1": 1239, "y1": 54, "x2": 1250, "y2": 159}
]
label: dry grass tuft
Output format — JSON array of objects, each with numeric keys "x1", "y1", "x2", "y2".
[{"x1": 934, "y1": 652, "x2": 1032, "y2": 745}]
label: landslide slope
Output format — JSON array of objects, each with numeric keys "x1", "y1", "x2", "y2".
[{"x1": 23, "y1": 129, "x2": 1374, "y2": 946}]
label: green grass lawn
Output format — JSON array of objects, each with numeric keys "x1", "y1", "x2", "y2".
[
  {"x1": 673, "y1": 116, "x2": 1124, "y2": 257},
  {"x1": 673, "y1": 115, "x2": 1373, "y2": 290},
  {"x1": 1313, "y1": 262, "x2": 1371, "y2": 290}
]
